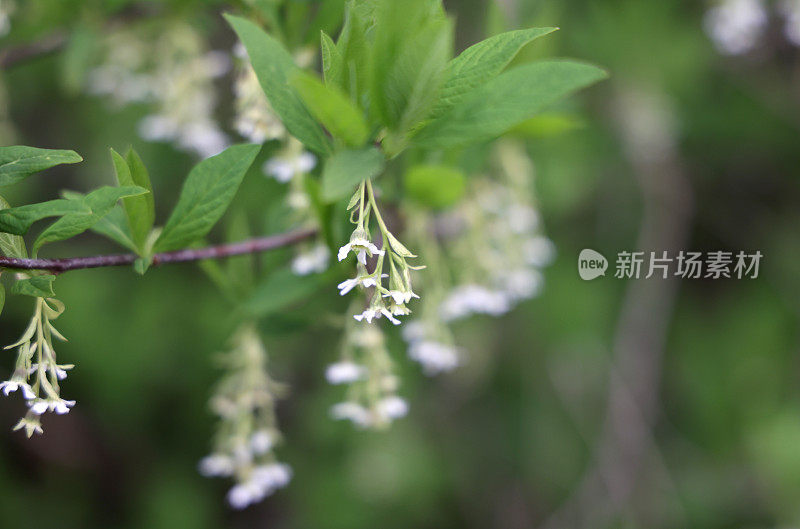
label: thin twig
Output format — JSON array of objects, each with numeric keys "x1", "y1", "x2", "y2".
[{"x1": 0, "y1": 228, "x2": 317, "y2": 273}]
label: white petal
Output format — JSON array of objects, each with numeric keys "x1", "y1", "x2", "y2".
[{"x1": 337, "y1": 243, "x2": 352, "y2": 262}]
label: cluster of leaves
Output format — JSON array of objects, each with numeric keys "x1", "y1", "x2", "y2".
[
  {"x1": 226, "y1": 0, "x2": 607, "y2": 208},
  {"x1": 0, "y1": 143, "x2": 261, "y2": 303}
]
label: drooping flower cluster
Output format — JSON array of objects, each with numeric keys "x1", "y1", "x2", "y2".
[
  {"x1": 198, "y1": 324, "x2": 291, "y2": 509},
  {"x1": 0, "y1": 297, "x2": 74, "y2": 437},
  {"x1": 327, "y1": 317, "x2": 408, "y2": 429},
  {"x1": 338, "y1": 180, "x2": 421, "y2": 325},
  {"x1": 438, "y1": 141, "x2": 555, "y2": 323},
  {"x1": 88, "y1": 23, "x2": 230, "y2": 158}
]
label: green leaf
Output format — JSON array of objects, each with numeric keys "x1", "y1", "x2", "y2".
[
  {"x1": 0, "y1": 284, "x2": 5, "y2": 317},
  {"x1": 12, "y1": 275, "x2": 56, "y2": 298},
  {"x1": 0, "y1": 199, "x2": 90, "y2": 235},
  {"x1": 34, "y1": 186, "x2": 148, "y2": 251},
  {"x1": 321, "y1": 30, "x2": 344, "y2": 88},
  {"x1": 290, "y1": 72, "x2": 369, "y2": 147},
  {"x1": 225, "y1": 15, "x2": 332, "y2": 155},
  {"x1": 154, "y1": 144, "x2": 261, "y2": 253},
  {"x1": 243, "y1": 267, "x2": 328, "y2": 317},
  {"x1": 0, "y1": 146, "x2": 83, "y2": 187},
  {"x1": 0, "y1": 195, "x2": 27, "y2": 258},
  {"x1": 334, "y1": 0, "x2": 372, "y2": 100},
  {"x1": 413, "y1": 60, "x2": 608, "y2": 149},
  {"x1": 432, "y1": 27, "x2": 558, "y2": 116},
  {"x1": 370, "y1": 0, "x2": 450, "y2": 131},
  {"x1": 321, "y1": 147, "x2": 385, "y2": 202},
  {"x1": 90, "y1": 206, "x2": 138, "y2": 252},
  {"x1": 404, "y1": 164, "x2": 466, "y2": 209},
  {"x1": 112, "y1": 148, "x2": 155, "y2": 252}
]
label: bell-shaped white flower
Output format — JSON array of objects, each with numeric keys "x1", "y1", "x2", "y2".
[
  {"x1": 338, "y1": 229, "x2": 384, "y2": 264},
  {"x1": 0, "y1": 379, "x2": 35, "y2": 400}
]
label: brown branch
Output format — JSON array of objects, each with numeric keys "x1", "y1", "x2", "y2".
[
  {"x1": 0, "y1": 228, "x2": 317, "y2": 273},
  {"x1": 0, "y1": 32, "x2": 68, "y2": 70}
]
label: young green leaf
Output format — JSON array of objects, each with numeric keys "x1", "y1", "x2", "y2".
[
  {"x1": 90, "y1": 206, "x2": 138, "y2": 252},
  {"x1": 432, "y1": 27, "x2": 558, "y2": 116},
  {"x1": 154, "y1": 144, "x2": 261, "y2": 253},
  {"x1": 335, "y1": 0, "x2": 372, "y2": 100},
  {"x1": 12, "y1": 275, "x2": 56, "y2": 298},
  {"x1": 413, "y1": 60, "x2": 608, "y2": 149},
  {"x1": 225, "y1": 15, "x2": 332, "y2": 155},
  {"x1": 370, "y1": 0, "x2": 450, "y2": 130},
  {"x1": 0, "y1": 199, "x2": 90, "y2": 235},
  {"x1": 321, "y1": 30, "x2": 344, "y2": 88},
  {"x1": 404, "y1": 164, "x2": 466, "y2": 209},
  {"x1": 290, "y1": 72, "x2": 369, "y2": 147},
  {"x1": 0, "y1": 195, "x2": 27, "y2": 258},
  {"x1": 112, "y1": 148, "x2": 155, "y2": 252},
  {"x1": 33, "y1": 186, "x2": 148, "y2": 251},
  {"x1": 321, "y1": 147, "x2": 385, "y2": 202},
  {"x1": 0, "y1": 146, "x2": 83, "y2": 187}
]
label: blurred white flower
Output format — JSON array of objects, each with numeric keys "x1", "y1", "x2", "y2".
[
  {"x1": 330, "y1": 401, "x2": 372, "y2": 428},
  {"x1": 325, "y1": 361, "x2": 367, "y2": 384},
  {"x1": 264, "y1": 151, "x2": 316, "y2": 183},
  {"x1": 199, "y1": 454, "x2": 235, "y2": 477},
  {"x1": 291, "y1": 244, "x2": 330, "y2": 276},
  {"x1": 375, "y1": 396, "x2": 409, "y2": 421},
  {"x1": 408, "y1": 341, "x2": 461, "y2": 375},
  {"x1": 704, "y1": 0, "x2": 768, "y2": 55}
]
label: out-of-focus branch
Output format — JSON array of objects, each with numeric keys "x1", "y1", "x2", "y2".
[
  {"x1": 0, "y1": 4, "x2": 159, "y2": 70},
  {"x1": 541, "y1": 83, "x2": 694, "y2": 529},
  {"x1": 0, "y1": 228, "x2": 317, "y2": 273}
]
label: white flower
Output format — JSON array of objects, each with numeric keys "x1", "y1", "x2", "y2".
[
  {"x1": 0, "y1": 380, "x2": 35, "y2": 400},
  {"x1": 337, "y1": 273, "x2": 386, "y2": 296},
  {"x1": 325, "y1": 361, "x2": 367, "y2": 384},
  {"x1": 52, "y1": 398, "x2": 76, "y2": 415},
  {"x1": 227, "y1": 480, "x2": 266, "y2": 510},
  {"x1": 263, "y1": 151, "x2": 317, "y2": 183},
  {"x1": 704, "y1": 0, "x2": 767, "y2": 55},
  {"x1": 375, "y1": 396, "x2": 408, "y2": 421},
  {"x1": 251, "y1": 463, "x2": 292, "y2": 490},
  {"x1": 250, "y1": 430, "x2": 274, "y2": 455},
  {"x1": 353, "y1": 306, "x2": 401, "y2": 325},
  {"x1": 199, "y1": 454, "x2": 235, "y2": 477},
  {"x1": 383, "y1": 288, "x2": 420, "y2": 306},
  {"x1": 506, "y1": 204, "x2": 540, "y2": 234},
  {"x1": 408, "y1": 341, "x2": 461, "y2": 375},
  {"x1": 28, "y1": 399, "x2": 50, "y2": 415},
  {"x1": 523, "y1": 236, "x2": 556, "y2": 267},
  {"x1": 28, "y1": 397, "x2": 75, "y2": 415},
  {"x1": 337, "y1": 232, "x2": 385, "y2": 264},
  {"x1": 330, "y1": 402, "x2": 372, "y2": 428},
  {"x1": 291, "y1": 244, "x2": 330, "y2": 276},
  {"x1": 439, "y1": 284, "x2": 511, "y2": 322},
  {"x1": 498, "y1": 268, "x2": 543, "y2": 301},
  {"x1": 401, "y1": 321, "x2": 428, "y2": 343}
]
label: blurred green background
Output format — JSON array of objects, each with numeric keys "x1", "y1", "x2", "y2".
[{"x1": 2, "y1": 0, "x2": 800, "y2": 528}]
